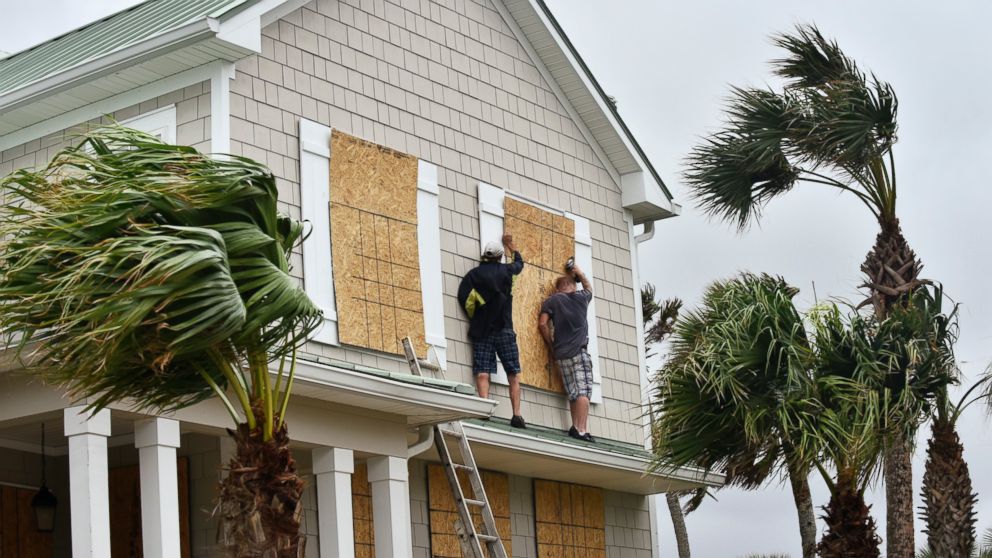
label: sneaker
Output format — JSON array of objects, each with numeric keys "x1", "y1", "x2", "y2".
[
  {"x1": 581, "y1": 432, "x2": 595, "y2": 443},
  {"x1": 568, "y1": 426, "x2": 582, "y2": 440},
  {"x1": 510, "y1": 415, "x2": 527, "y2": 429}
]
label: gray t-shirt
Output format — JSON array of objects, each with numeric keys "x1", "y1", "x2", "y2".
[{"x1": 540, "y1": 289, "x2": 593, "y2": 360}]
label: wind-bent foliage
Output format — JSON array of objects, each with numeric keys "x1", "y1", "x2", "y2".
[
  {"x1": 0, "y1": 126, "x2": 321, "y2": 557},
  {"x1": 683, "y1": 24, "x2": 947, "y2": 557},
  {"x1": 649, "y1": 274, "x2": 822, "y2": 558}
]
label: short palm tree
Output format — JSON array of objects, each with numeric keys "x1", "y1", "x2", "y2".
[
  {"x1": 641, "y1": 285, "x2": 691, "y2": 558},
  {"x1": 650, "y1": 274, "x2": 820, "y2": 558},
  {"x1": 0, "y1": 127, "x2": 321, "y2": 557},
  {"x1": 684, "y1": 24, "x2": 943, "y2": 557}
]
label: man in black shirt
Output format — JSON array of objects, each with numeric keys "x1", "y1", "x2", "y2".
[
  {"x1": 457, "y1": 234, "x2": 526, "y2": 428},
  {"x1": 539, "y1": 264, "x2": 594, "y2": 442}
]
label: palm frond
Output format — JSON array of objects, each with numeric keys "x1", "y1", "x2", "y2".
[{"x1": 0, "y1": 125, "x2": 321, "y2": 416}]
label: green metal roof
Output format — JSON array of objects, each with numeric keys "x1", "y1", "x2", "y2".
[
  {"x1": 466, "y1": 417, "x2": 652, "y2": 457},
  {"x1": 300, "y1": 354, "x2": 478, "y2": 396},
  {"x1": 0, "y1": 0, "x2": 253, "y2": 97}
]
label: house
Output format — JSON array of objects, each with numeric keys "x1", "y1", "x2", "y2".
[{"x1": 0, "y1": 0, "x2": 722, "y2": 556}]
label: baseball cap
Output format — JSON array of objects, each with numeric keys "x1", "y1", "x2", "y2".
[{"x1": 482, "y1": 241, "x2": 504, "y2": 259}]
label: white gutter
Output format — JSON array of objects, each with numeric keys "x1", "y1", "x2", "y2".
[
  {"x1": 634, "y1": 220, "x2": 655, "y2": 244},
  {"x1": 0, "y1": 18, "x2": 219, "y2": 114},
  {"x1": 407, "y1": 425, "x2": 435, "y2": 458}
]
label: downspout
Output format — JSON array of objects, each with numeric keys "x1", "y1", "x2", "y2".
[
  {"x1": 407, "y1": 425, "x2": 435, "y2": 458},
  {"x1": 634, "y1": 220, "x2": 655, "y2": 244}
]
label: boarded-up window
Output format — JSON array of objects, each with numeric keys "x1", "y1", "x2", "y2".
[
  {"x1": 329, "y1": 131, "x2": 426, "y2": 355},
  {"x1": 503, "y1": 197, "x2": 575, "y2": 393},
  {"x1": 534, "y1": 479, "x2": 605, "y2": 558},
  {"x1": 352, "y1": 463, "x2": 374, "y2": 558},
  {"x1": 0, "y1": 485, "x2": 54, "y2": 557},
  {"x1": 427, "y1": 464, "x2": 511, "y2": 557}
]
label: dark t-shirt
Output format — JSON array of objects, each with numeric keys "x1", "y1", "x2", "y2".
[{"x1": 540, "y1": 289, "x2": 593, "y2": 360}]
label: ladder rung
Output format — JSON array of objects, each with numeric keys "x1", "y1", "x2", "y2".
[
  {"x1": 451, "y1": 463, "x2": 474, "y2": 472},
  {"x1": 476, "y1": 533, "x2": 499, "y2": 543},
  {"x1": 462, "y1": 498, "x2": 486, "y2": 507},
  {"x1": 439, "y1": 427, "x2": 463, "y2": 439},
  {"x1": 418, "y1": 360, "x2": 441, "y2": 371}
]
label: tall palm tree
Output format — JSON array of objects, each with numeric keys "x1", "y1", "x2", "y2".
[
  {"x1": 641, "y1": 285, "x2": 691, "y2": 558},
  {"x1": 650, "y1": 274, "x2": 820, "y2": 558},
  {"x1": 684, "y1": 24, "x2": 940, "y2": 557},
  {"x1": 0, "y1": 127, "x2": 322, "y2": 557}
]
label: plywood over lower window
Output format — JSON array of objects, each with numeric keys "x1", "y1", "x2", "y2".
[
  {"x1": 534, "y1": 479, "x2": 606, "y2": 558},
  {"x1": 329, "y1": 130, "x2": 426, "y2": 355},
  {"x1": 503, "y1": 197, "x2": 575, "y2": 393},
  {"x1": 107, "y1": 457, "x2": 191, "y2": 558},
  {"x1": 0, "y1": 485, "x2": 54, "y2": 557},
  {"x1": 427, "y1": 463, "x2": 511, "y2": 557},
  {"x1": 352, "y1": 463, "x2": 375, "y2": 558}
]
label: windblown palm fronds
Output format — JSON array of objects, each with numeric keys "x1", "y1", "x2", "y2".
[{"x1": 0, "y1": 126, "x2": 321, "y2": 557}]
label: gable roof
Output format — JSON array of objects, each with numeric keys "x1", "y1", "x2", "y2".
[
  {"x1": 0, "y1": 0, "x2": 675, "y2": 215},
  {"x1": 0, "y1": 0, "x2": 251, "y2": 98}
]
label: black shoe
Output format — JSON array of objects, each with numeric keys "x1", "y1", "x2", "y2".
[
  {"x1": 510, "y1": 415, "x2": 527, "y2": 428},
  {"x1": 581, "y1": 432, "x2": 595, "y2": 443},
  {"x1": 568, "y1": 426, "x2": 582, "y2": 439}
]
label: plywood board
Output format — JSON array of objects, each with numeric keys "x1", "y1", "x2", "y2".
[
  {"x1": 329, "y1": 130, "x2": 426, "y2": 355},
  {"x1": 352, "y1": 463, "x2": 375, "y2": 557},
  {"x1": 427, "y1": 464, "x2": 511, "y2": 557},
  {"x1": 503, "y1": 198, "x2": 575, "y2": 394},
  {"x1": 534, "y1": 479, "x2": 605, "y2": 558}
]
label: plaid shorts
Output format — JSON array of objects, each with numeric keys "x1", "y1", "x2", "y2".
[
  {"x1": 557, "y1": 349, "x2": 593, "y2": 401},
  {"x1": 472, "y1": 329, "x2": 521, "y2": 375}
]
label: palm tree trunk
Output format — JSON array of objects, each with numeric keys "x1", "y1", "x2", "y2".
[
  {"x1": 787, "y1": 462, "x2": 817, "y2": 558},
  {"x1": 817, "y1": 469, "x2": 882, "y2": 558},
  {"x1": 217, "y1": 404, "x2": 304, "y2": 558},
  {"x1": 883, "y1": 436, "x2": 915, "y2": 558},
  {"x1": 921, "y1": 416, "x2": 977, "y2": 557},
  {"x1": 863, "y1": 219, "x2": 922, "y2": 558},
  {"x1": 665, "y1": 492, "x2": 691, "y2": 558}
]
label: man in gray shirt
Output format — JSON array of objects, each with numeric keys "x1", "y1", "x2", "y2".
[{"x1": 538, "y1": 264, "x2": 594, "y2": 442}]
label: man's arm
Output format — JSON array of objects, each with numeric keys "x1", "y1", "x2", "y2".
[
  {"x1": 538, "y1": 312, "x2": 553, "y2": 348},
  {"x1": 503, "y1": 233, "x2": 524, "y2": 274},
  {"x1": 572, "y1": 264, "x2": 592, "y2": 296}
]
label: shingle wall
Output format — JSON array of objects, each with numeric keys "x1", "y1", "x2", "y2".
[{"x1": 229, "y1": 0, "x2": 646, "y2": 444}]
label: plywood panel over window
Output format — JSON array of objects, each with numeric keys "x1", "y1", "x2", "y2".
[
  {"x1": 427, "y1": 464, "x2": 511, "y2": 557},
  {"x1": 329, "y1": 130, "x2": 426, "y2": 355},
  {"x1": 107, "y1": 458, "x2": 191, "y2": 558},
  {"x1": 503, "y1": 197, "x2": 575, "y2": 393},
  {"x1": 352, "y1": 463, "x2": 375, "y2": 558},
  {"x1": 534, "y1": 479, "x2": 605, "y2": 558}
]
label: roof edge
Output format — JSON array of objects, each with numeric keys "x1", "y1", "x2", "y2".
[{"x1": 532, "y1": 0, "x2": 674, "y2": 201}]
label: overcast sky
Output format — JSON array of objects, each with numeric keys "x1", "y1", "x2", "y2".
[{"x1": 4, "y1": 1, "x2": 992, "y2": 557}]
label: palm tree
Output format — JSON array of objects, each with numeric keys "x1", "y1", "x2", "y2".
[
  {"x1": 641, "y1": 285, "x2": 692, "y2": 558},
  {"x1": 684, "y1": 24, "x2": 940, "y2": 557},
  {"x1": 0, "y1": 127, "x2": 322, "y2": 557},
  {"x1": 650, "y1": 274, "x2": 820, "y2": 558},
  {"x1": 921, "y1": 370, "x2": 989, "y2": 557}
]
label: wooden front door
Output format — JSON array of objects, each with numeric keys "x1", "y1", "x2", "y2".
[{"x1": 0, "y1": 485, "x2": 54, "y2": 557}]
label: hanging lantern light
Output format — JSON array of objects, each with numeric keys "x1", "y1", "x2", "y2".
[{"x1": 31, "y1": 423, "x2": 57, "y2": 532}]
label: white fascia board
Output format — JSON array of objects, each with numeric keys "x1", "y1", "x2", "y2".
[
  {"x1": 0, "y1": 19, "x2": 219, "y2": 114},
  {"x1": 462, "y1": 421, "x2": 725, "y2": 489},
  {"x1": 490, "y1": 0, "x2": 622, "y2": 189},
  {"x1": 293, "y1": 359, "x2": 497, "y2": 420},
  {"x1": 0, "y1": 61, "x2": 226, "y2": 152},
  {"x1": 514, "y1": 0, "x2": 669, "y2": 196}
]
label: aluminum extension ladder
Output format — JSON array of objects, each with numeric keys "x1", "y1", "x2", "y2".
[{"x1": 402, "y1": 337, "x2": 508, "y2": 558}]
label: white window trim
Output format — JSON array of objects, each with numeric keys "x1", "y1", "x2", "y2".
[
  {"x1": 298, "y1": 119, "x2": 447, "y2": 366},
  {"x1": 120, "y1": 105, "x2": 176, "y2": 144},
  {"x1": 299, "y1": 119, "x2": 339, "y2": 345},
  {"x1": 417, "y1": 160, "x2": 447, "y2": 368},
  {"x1": 477, "y1": 183, "x2": 602, "y2": 403}
]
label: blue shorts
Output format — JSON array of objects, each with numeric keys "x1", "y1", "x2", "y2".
[{"x1": 472, "y1": 329, "x2": 521, "y2": 375}]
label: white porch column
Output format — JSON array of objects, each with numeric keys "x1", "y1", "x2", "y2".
[
  {"x1": 367, "y1": 455, "x2": 412, "y2": 558},
  {"x1": 313, "y1": 447, "x2": 355, "y2": 558},
  {"x1": 64, "y1": 406, "x2": 112, "y2": 558},
  {"x1": 134, "y1": 417, "x2": 182, "y2": 558}
]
